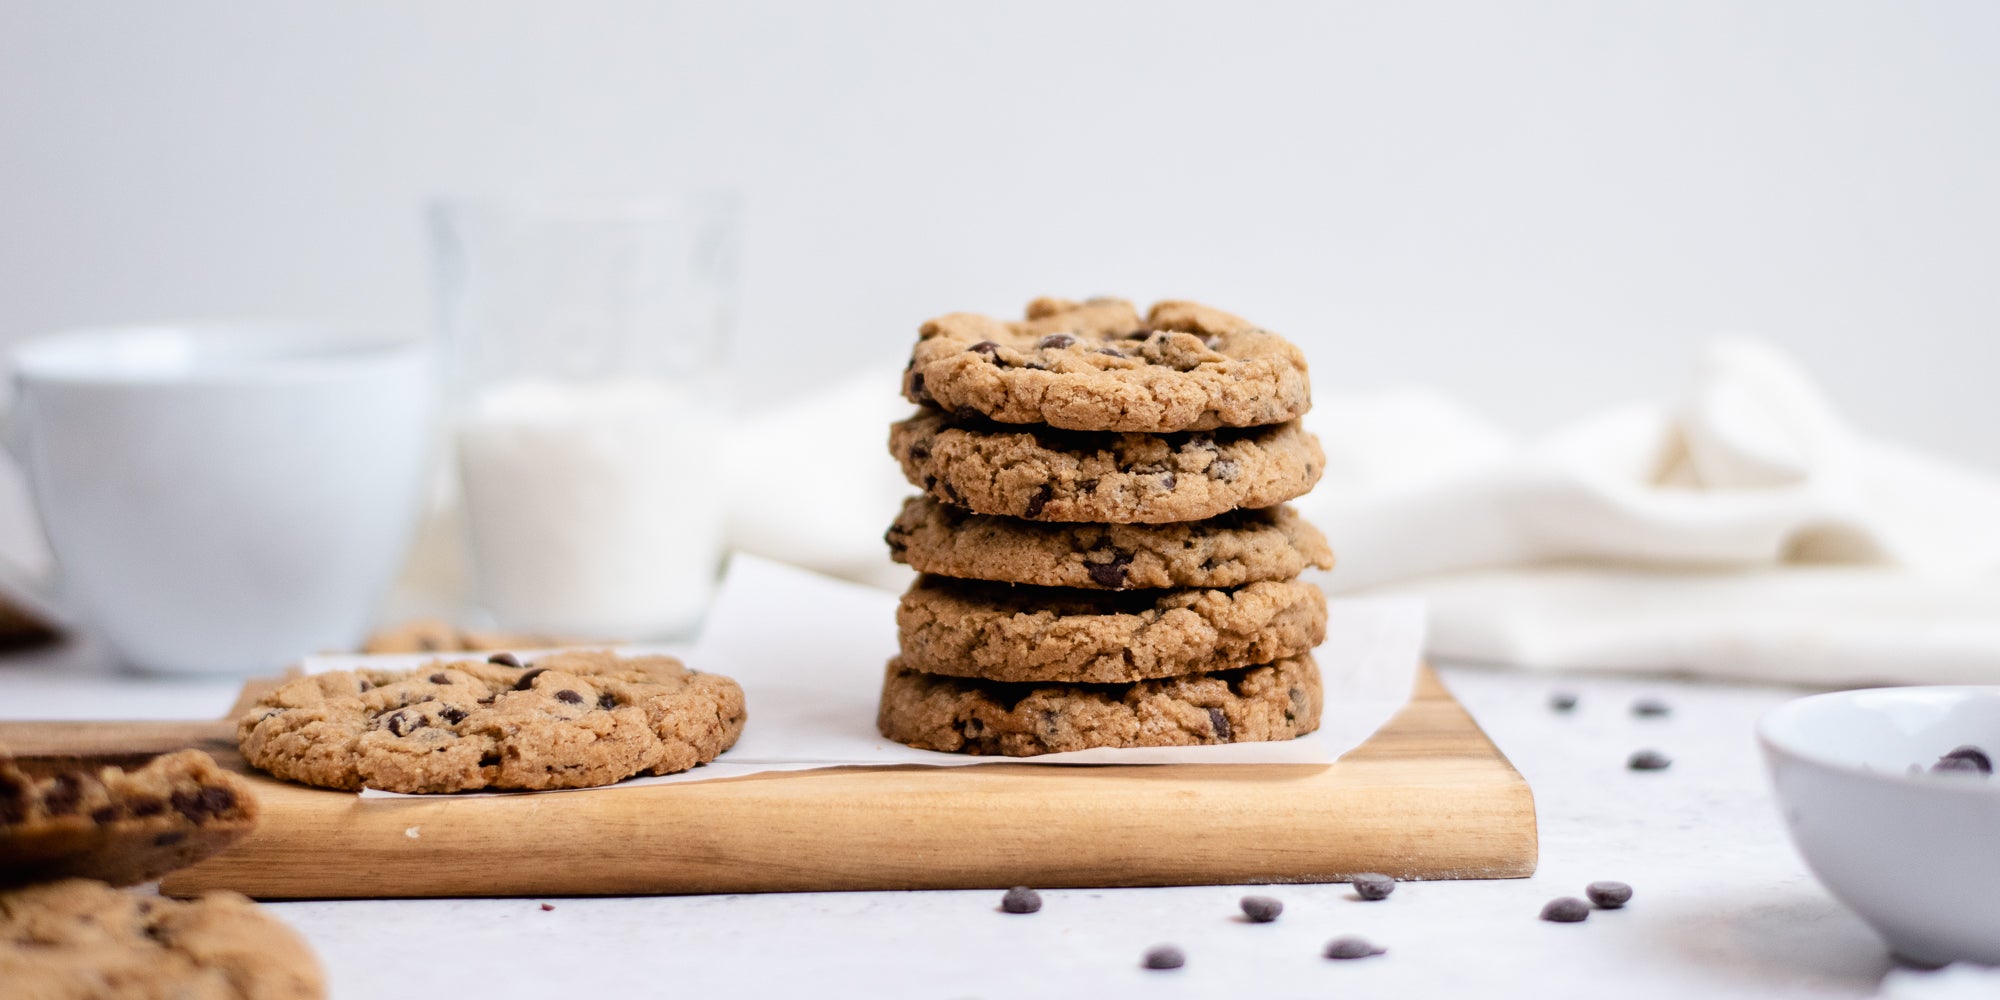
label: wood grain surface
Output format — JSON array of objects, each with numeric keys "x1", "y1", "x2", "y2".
[{"x1": 0, "y1": 668, "x2": 1536, "y2": 898}]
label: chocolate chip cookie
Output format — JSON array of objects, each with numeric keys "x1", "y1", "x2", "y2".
[
  {"x1": 236, "y1": 650, "x2": 745, "y2": 793},
  {"x1": 889, "y1": 411, "x2": 1323, "y2": 524},
  {"x1": 876, "y1": 654, "x2": 1322, "y2": 756},
  {"x1": 886, "y1": 496, "x2": 1333, "y2": 590},
  {"x1": 1, "y1": 750, "x2": 257, "y2": 889},
  {"x1": 0, "y1": 878, "x2": 324, "y2": 999},
  {"x1": 896, "y1": 575, "x2": 1326, "y2": 684},
  {"x1": 903, "y1": 297, "x2": 1312, "y2": 432}
]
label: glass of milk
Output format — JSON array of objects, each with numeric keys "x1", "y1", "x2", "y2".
[{"x1": 432, "y1": 195, "x2": 739, "y2": 639}]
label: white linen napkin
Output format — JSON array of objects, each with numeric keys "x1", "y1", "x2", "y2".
[{"x1": 1293, "y1": 340, "x2": 2000, "y2": 684}]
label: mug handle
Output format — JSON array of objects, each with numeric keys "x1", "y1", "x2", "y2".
[{"x1": 0, "y1": 390, "x2": 73, "y2": 633}]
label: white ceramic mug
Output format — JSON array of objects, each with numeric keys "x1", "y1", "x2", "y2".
[{"x1": 7, "y1": 323, "x2": 436, "y2": 674}]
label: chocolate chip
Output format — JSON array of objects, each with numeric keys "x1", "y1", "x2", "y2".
[
  {"x1": 1932, "y1": 745, "x2": 1992, "y2": 775},
  {"x1": 479, "y1": 753, "x2": 502, "y2": 768},
  {"x1": 909, "y1": 372, "x2": 926, "y2": 398},
  {"x1": 384, "y1": 710, "x2": 421, "y2": 737},
  {"x1": 128, "y1": 796, "x2": 166, "y2": 818},
  {"x1": 153, "y1": 831, "x2": 186, "y2": 846},
  {"x1": 1124, "y1": 328, "x2": 1152, "y2": 340},
  {"x1": 514, "y1": 667, "x2": 548, "y2": 691},
  {"x1": 964, "y1": 717, "x2": 985, "y2": 736},
  {"x1": 1541, "y1": 897, "x2": 1590, "y2": 922},
  {"x1": 170, "y1": 786, "x2": 237, "y2": 822},
  {"x1": 1628, "y1": 749, "x2": 1672, "y2": 771},
  {"x1": 439, "y1": 706, "x2": 468, "y2": 725},
  {"x1": 357, "y1": 679, "x2": 373, "y2": 692},
  {"x1": 1157, "y1": 473, "x2": 1176, "y2": 490},
  {"x1": 488, "y1": 652, "x2": 522, "y2": 668},
  {"x1": 555, "y1": 689, "x2": 584, "y2": 705},
  {"x1": 1351, "y1": 872, "x2": 1396, "y2": 901},
  {"x1": 1240, "y1": 896, "x2": 1282, "y2": 922},
  {"x1": 598, "y1": 692, "x2": 619, "y2": 710},
  {"x1": 1097, "y1": 347, "x2": 1125, "y2": 358},
  {"x1": 42, "y1": 775, "x2": 83, "y2": 815},
  {"x1": 1086, "y1": 552, "x2": 1132, "y2": 589},
  {"x1": 1550, "y1": 691, "x2": 1578, "y2": 712},
  {"x1": 1632, "y1": 697, "x2": 1670, "y2": 718},
  {"x1": 1038, "y1": 333, "x2": 1075, "y2": 349},
  {"x1": 1023, "y1": 483, "x2": 1052, "y2": 519},
  {"x1": 429, "y1": 672, "x2": 450, "y2": 684},
  {"x1": 969, "y1": 340, "x2": 999, "y2": 355},
  {"x1": 1586, "y1": 881, "x2": 1633, "y2": 908},
  {"x1": 1000, "y1": 886, "x2": 1042, "y2": 914},
  {"x1": 1323, "y1": 936, "x2": 1385, "y2": 960},
  {"x1": 1209, "y1": 458, "x2": 1239, "y2": 481},
  {"x1": 1207, "y1": 707, "x2": 1232, "y2": 742},
  {"x1": 540, "y1": 903, "x2": 555, "y2": 912},
  {"x1": 1142, "y1": 945, "x2": 1185, "y2": 970}
]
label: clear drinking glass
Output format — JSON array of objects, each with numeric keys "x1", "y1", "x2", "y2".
[{"x1": 431, "y1": 195, "x2": 740, "y2": 639}]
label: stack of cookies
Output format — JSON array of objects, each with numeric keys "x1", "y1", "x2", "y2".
[{"x1": 879, "y1": 297, "x2": 1335, "y2": 755}]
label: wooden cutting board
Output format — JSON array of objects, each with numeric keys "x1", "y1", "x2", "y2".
[{"x1": 0, "y1": 667, "x2": 1535, "y2": 898}]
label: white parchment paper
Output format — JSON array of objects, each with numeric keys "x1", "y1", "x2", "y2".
[{"x1": 340, "y1": 554, "x2": 1425, "y2": 797}]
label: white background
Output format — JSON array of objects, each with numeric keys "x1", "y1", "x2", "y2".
[{"x1": 1, "y1": 1, "x2": 1996, "y2": 466}]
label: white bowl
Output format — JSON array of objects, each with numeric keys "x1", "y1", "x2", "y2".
[{"x1": 1758, "y1": 686, "x2": 2000, "y2": 966}]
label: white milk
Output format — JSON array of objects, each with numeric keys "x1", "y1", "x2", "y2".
[{"x1": 454, "y1": 378, "x2": 724, "y2": 637}]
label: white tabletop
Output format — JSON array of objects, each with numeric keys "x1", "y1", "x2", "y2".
[{"x1": 0, "y1": 642, "x2": 1916, "y2": 1000}]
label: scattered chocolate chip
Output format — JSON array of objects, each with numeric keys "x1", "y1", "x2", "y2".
[
  {"x1": 969, "y1": 340, "x2": 999, "y2": 355},
  {"x1": 1142, "y1": 945, "x2": 1185, "y2": 970},
  {"x1": 598, "y1": 692, "x2": 619, "y2": 710},
  {"x1": 1023, "y1": 484, "x2": 1052, "y2": 519},
  {"x1": 1086, "y1": 552, "x2": 1132, "y2": 589},
  {"x1": 1207, "y1": 707, "x2": 1233, "y2": 742},
  {"x1": 1323, "y1": 936, "x2": 1385, "y2": 960},
  {"x1": 1586, "y1": 881, "x2": 1633, "y2": 908},
  {"x1": 1628, "y1": 749, "x2": 1672, "y2": 771},
  {"x1": 1541, "y1": 897, "x2": 1590, "y2": 922},
  {"x1": 1550, "y1": 691, "x2": 1578, "y2": 712},
  {"x1": 540, "y1": 903, "x2": 555, "y2": 912},
  {"x1": 1632, "y1": 697, "x2": 1671, "y2": 718},
  {"x1": 1038, "y1": 333, "x2": 1075, "y2": 349},
  {"x1": 1000, "y1": 886, "x2": 1042, "y2": 914},
  {"x1": 1096, "y1": 347, "x2": 1125, "y2": 358},
  {"x1": 1157, "y1": 473, "x2": 1176, "y2": 490},
  {"x1": 1124, "y1": 328, "x2": 1152, "y2": 340},
  {"x1": 488, "y1": 652, "x2": 522, "y2": 668},
  {"x1": 909, "y1": 372, "x2": 927, "y2": 398},
  {"x1": 1240, "y1": 896, "x2": 1283, "y2": 922},
  {"x1": 429, "y1": 672, "x2": 450, "y2": 684},
  {"x1": 514, "y1": 667, "x2": 548, "y2": 691},
  {"x1": 89, "y1": 805, "x2": 121, "y2": 823},
  {"x1": 1351, "y1": 873, "x2": 1396, "y2": 901},
  {"x1": 357, "y1": 679, "x2": 373, "y2": 692},
  {"x1": 1932, "y1": 745, "x2": 1993, "y2": 775},
  {"x1": 128, "y1": 796, "x2": 166, "y2": 818},
  {"x1": 964, "y1": 717, "x2": 985, "y2": 736},
  {"x1": 1209, "y1": 458, "x2": 1239, "y2": 481},
  {"x1": 153, "y1": 831, "x2": 186, "y2": 847},
  {"x1": 555, "y1": 689, "x2": 584, "y2": 705},
  {"x1": 439, "y1": 706, "x2": 468, "y2": 725},
  {"x1": 908, "y1": 443, "x2": 931, "y2": 463},
  {"x1": 479, "y1": 753, "x2": 502, "y2": 768}
]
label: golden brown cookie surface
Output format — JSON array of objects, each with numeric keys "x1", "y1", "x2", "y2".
[
  {"x1": 237, "y1": 651, "x2": 745, "y2": 793},
  {"x1": 904, "y1": 297, "x2": 1311, "y2": 433}
]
